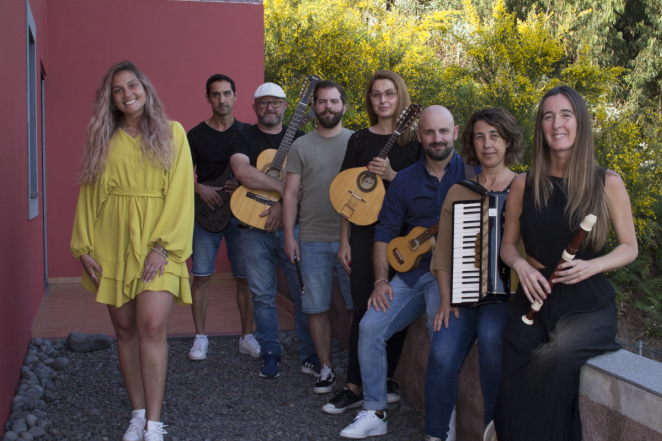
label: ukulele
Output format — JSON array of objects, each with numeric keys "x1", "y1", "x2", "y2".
[
  {"x1": 230, "y1": 76, "x2": 320, "y2": 230},
  {"x1": 328, "y1": 104, "x2": 422, "y2": 226},
  {"x1": 195, "y1": 107, "x2": 317, "y2": 233},
  {"x1": 387, "y1": 222, "x2": 439, "y2": 272}
]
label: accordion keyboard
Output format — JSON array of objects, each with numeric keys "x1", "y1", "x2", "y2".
[{"x1": 452, "y1": 201, "x2": 482, "y2": 304}]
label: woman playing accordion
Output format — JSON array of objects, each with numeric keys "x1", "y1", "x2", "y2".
[{"x1": 426, "y1": 107, "x2": 523, "y2": 440}]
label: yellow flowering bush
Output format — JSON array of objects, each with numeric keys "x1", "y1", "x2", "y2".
[{"x1": 265, "y1": 0, "x2": 662, "y2": 252}]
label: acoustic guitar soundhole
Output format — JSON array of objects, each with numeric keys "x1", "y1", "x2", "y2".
[
  {"x1": 357, "y1": 171, "x2": 377, "y2": 192},
  {"x1": 262, "y1": 163, "x2": 282, "y2": 180}
]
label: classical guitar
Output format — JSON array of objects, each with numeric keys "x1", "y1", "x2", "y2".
[
  {"x1": 195, "y1": 108, "x2": 316, "y2": 233},
  {"x1": 329, "y1": 104, "x2": 423, "y2": 226},
  {"x1": 387, "y1": 222, "x2": 439, "y2": 272},
  {"x1": 230, "y1": 76, "x2": 321, "y2": 230}
]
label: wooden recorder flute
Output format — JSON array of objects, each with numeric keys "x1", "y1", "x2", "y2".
[{"x1": 521, "y1": 214, "x2": 597, "y2": 325}]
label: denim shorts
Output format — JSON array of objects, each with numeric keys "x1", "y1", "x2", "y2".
[
  {"x1": 299, "y1": 241, "x2": 353, "y2": 314},
  {"x1": 191, "y1": 218, "x2": 245, "y2": 278}
]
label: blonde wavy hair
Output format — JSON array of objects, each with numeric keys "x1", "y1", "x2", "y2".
[
  {"x1": 79, "y1": 60, "x2": 173, "y2": 184},
  {"x1": 530, "y1": 86, "x2": 610, "y2": 251},
  {"x1": 364, "y1": 70, "x2": 417, "y2": 146}
]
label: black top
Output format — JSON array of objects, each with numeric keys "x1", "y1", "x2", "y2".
[
  {"x1": 339, "y1": 128, "x2": 424, "y2": 191},
  {"x1": 519, "y1": 173, "x2": 606, "y2": 269},
  {"x1": 188, "y1": 119, "x2": 248, "y2": 183},
  {"x1": 230, "y1": 124, "x2": 305, "y2": 167}
]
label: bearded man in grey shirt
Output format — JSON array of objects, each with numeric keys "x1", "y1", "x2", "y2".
[{"x1": 283, "y1": 80, "x2": 354, "y2": 394}]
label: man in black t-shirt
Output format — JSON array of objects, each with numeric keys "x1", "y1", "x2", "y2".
[
  {"x1": 187, "y1": 74, "x2": 260, "y2": 362},
  {"x1": 229, "y1": 82, "x2": 317, "y2": 378}
]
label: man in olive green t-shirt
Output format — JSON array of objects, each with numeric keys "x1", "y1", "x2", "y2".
[{"x1": 283, "y1": 80, "x2": 354, "y2": 395}]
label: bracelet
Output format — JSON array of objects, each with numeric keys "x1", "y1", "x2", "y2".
[
  {"x1": 152, "y1": 244, "x2": 168, "y2": 265},
  {"x1": 154, "y1": 243, "x2": 168, "y2": 256},
  {"x1": 374, "y1": 278, "x2": 389, "y2": 287}
]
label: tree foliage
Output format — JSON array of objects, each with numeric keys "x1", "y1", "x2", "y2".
[
  {"x1": 265, "y1": 0, "x2": 662, "y2": 335},
  {"x1": 265, "y1": 0, "x2": 662, "y2": 252}
]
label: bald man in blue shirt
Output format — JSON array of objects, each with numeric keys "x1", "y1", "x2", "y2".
[{"x1": 339, "y1": 106, "x2": 478, "y2": 439}]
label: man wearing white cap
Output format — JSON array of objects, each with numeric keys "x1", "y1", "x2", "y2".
[{"x1": 229, "y1": 82, "x2": 318, "y2": 378}]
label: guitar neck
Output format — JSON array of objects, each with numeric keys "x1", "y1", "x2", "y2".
[
  {"x1": 363, "y1": 132, "x2": 400, "y2": 180},
  {"x1": 416, "y1": 222, "x2": 439, "y2": 244},
  {"x1": 270, "y1": 101, "x2": 309, "y2": 171},
  {"x1": 377, "y1": 132, "x2": 401, "y2": 160}
]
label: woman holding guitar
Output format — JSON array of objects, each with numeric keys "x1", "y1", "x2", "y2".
[
  {"x1": 428, "y1": 108, "x2": 522, "y2": 441},
  {"x1": 491, "y1": 86, "x2": 638, "y2": 441},
  {"x1": 70, "y1": 61, "x2": 194, "y2": 441},
  {"x1": 323, "y1": 71, "x2": 423, "y2": 414}
]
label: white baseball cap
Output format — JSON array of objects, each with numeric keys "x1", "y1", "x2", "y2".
[{"x1": 254, "y1": 82, "x2": 286, "y2": 100}]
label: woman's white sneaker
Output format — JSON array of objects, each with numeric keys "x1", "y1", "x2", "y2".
[
  {"x1": 122, "y1": 409, "x2": 145, "y2": 441},
  {"x1": 143, "y1": 421, "x2": 167, "y2": 441},
  {"x1": 239, "y1": 334, "x2": 261, "y2": 358},
  {"x1": 339, "y1": 410, "x2": 387, "y2": 439}
]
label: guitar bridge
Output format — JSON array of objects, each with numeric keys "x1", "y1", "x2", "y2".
[
  {"x1": 392, "y1": 248, "x2": 404, "y2": 265},
  {"x1": 246, "y1": 192, "x2": 276, "y2": 206},
  {"x1": 340, "y1": 204, "x2": 355, "y2": 219}
]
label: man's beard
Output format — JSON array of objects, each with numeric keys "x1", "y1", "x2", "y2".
[
  {"x1": 315, "y1": 109, "x2": 343, "y2": 129},
  {"x1": 258, "y1": 111, "x2": 282, "y2": 128},
  {"x1": 424, "y1": 141, "x2": 454, "y2": 161}
]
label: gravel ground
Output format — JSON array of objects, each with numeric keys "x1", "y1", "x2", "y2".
[{"x1": 31, "y1": 333, "x2": 425, "y2": 440}]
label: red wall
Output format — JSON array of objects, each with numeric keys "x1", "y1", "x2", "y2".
[
  {"x1": 0, "y1": 0, "x2": 50, "y2": 427},
  {"x1": 0, "y1": 0, "x2": 264, "y2": 428},
  {"x1": 46, "y1": 0, "x2": 265, "y2": 278}
]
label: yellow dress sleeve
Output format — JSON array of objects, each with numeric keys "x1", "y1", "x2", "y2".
[
  {"x1": 70, "y1": 177, "x2": 108, "y2": 260},
  {"x1": 147, "y1": 121, "x2": 194, "y2": 263}
]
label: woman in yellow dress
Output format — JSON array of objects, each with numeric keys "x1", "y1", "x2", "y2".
[{"x1": 70, "y1": 60, "x2": 194, "y2": 441}]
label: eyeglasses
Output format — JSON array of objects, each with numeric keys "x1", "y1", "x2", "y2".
[
  {"x1": 256, "y1": 100, "x2": 285, "y2": 109},
  {"x1": 369, "y1": 89, "x2": 397, "y2": 101}
]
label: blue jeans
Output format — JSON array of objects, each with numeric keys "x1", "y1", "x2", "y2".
[
  {"x1": 358, "y1": 272, "x2": 440, "y2": 410},
  {"x1": 240, "y1": 225, "x2": 314, "y2": 360},
  {"x1": 299, "y1": 241, "x2": 353, "y2": 314},
  {"x1": 191, "y1": 218, "x2": 245, "y2": 277},
  {"x1": 425, "y1": 302, "x2": 510, "y2": 439}
]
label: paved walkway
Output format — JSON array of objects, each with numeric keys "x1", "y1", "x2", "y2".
[{"x1": 33, "y1": 279, "x2": 295, "y2": 338}]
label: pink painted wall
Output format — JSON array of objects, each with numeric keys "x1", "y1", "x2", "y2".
[
  {"x1": 1, "y1": 0, "x2": 264, "y2": 428},
  {"x1": 45, "y1": 0, "x2": 265, "y2": 278},
  {"x1": 0, "y1": 0, "x2": 50, "y2": 427}
]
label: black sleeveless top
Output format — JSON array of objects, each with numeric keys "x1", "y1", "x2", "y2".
[
  {"x1": 518, "y1": 171, "x2": 615, "y2": 315},
  {"x1": 520, "y1": 174, "x2": 606, "y2": 269}
]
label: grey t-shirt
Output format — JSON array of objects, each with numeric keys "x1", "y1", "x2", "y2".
[{"x1": 286, "y1": 128, "x2": 354, "y2": 242}]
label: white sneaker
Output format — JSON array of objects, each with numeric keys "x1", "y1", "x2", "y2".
[
  {"x1": 122, "y1": 409, "x2": 145, "y2": 441},
  {"x1": 239, "y1": 334, "x2": 260, "y2": 358},
  {"x1": 447, "y1": 406, "x2": 457, "y2": 441},
  {"x1": 143, "y1": 421, "x2": 167, "y2": 441},
  {"x1": 339, "y1": 410, "x2": 387, "y2": 439},
  {"x1": 188, "y1": 334, "x2": 208, "y2": 360},
  {"x1": 483, "y1": 420, "x2": 497, "y2": 441}
]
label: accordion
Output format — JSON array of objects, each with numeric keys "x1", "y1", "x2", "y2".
[{"x1": 451, "y1": 180, "x2": 512, "y2": 306}]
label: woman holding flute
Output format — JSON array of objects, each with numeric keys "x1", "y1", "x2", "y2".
[{"x1": 491, "y1": 86, "x2": 638, "y2": 441}]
